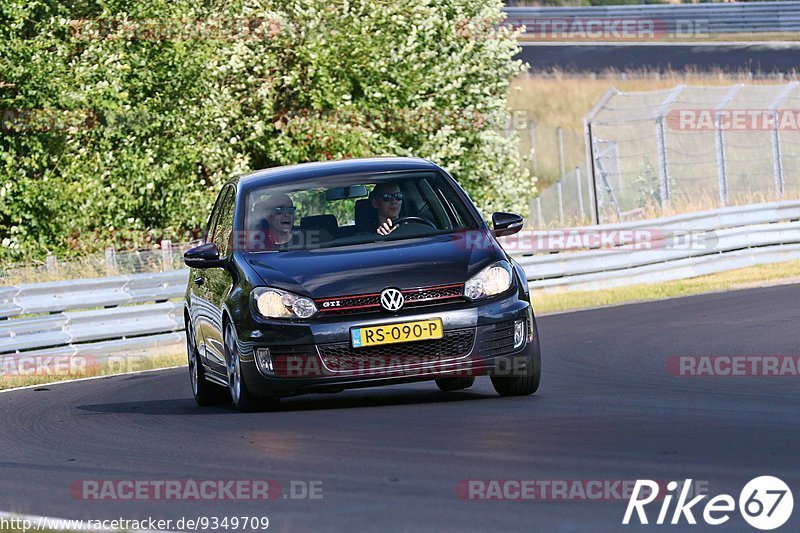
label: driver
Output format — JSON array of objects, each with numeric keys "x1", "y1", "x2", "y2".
[{"x1": 370, "y1": 182, "x2": 403, "y2": 235}]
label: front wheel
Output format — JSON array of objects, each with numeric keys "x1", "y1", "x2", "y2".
[
  {"x1": 491, "y1": 319, "x2": 541, "y2": 397},
  {"x1": 187, "y1": 320, "x2": 230, "y2": 406},
  {"x1": 225, "y1": 322, "x2": 280, "y2": 412}
]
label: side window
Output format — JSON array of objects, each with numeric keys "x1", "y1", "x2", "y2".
[
  {"x1": 213, "y1": 186, "x2": 236, "y2": 257},
  {"x1": 205, "y1": 188, "x2": 226, "y2": 244}
]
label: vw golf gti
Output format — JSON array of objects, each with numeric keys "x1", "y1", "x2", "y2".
[{"x1": 183, "y1": 157, "x2": 541, "y2": 411}]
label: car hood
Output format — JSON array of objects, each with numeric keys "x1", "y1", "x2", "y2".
[{"x1": 244, "y1": 231, "x2": 505, "y2": 299}]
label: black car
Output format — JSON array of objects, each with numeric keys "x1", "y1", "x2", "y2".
[{"x1": 183, "y1": 157, "x2": 541, "y2": 411}]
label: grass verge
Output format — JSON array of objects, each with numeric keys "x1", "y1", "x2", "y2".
[
  {"x1": 532, "y1": 260, "x2": 800, "y2": 315},
  {"x1": 0, "y1": 352, "x2": 186, "y2": 391}
]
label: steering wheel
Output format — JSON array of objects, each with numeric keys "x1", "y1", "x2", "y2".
[{"x1": 392, "y1": 216, "x2": 436, "y2": 229}]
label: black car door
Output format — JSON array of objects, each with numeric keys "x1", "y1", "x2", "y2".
[
  {"x1": 202, "y1": 185, "x2": 237, "y2": 373},
  {"x1": 190, "y1": 188, "x2": 225, "y2": 368}
]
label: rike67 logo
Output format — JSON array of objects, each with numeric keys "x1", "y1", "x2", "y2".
[{"x1": 623, "y1": 476, "x2": 793, "y2": 530}]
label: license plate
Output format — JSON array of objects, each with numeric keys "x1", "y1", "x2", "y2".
[{"x1": 350, "y1": 319, "x2": 443, "y2": 348}]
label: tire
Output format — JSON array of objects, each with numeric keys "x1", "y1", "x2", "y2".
[
  {"x1": 491, "y1": 319, "x2": 541, "y2": 397},
  {"x1": 225, "y1": 322, "x2": 280, "y2": 413},
  {"x1": 435, "y1": 376, "x2": 475, "y2": 391},
  {"x1": 187, "y1": 319, "x2": 231, "y2": 406}
]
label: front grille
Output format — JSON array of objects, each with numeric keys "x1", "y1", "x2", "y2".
[
  {"x1": 403, "y1": 285, "x2": 464, "y2": 304},
  {"x1": 317, "y1": 328, "x2": 475, "y2": 372},
  {"x1": 316, "y1": 283, "x2": 464, "y2": 316},
  {"x1": 478, "y1": 320, "x2": 516, "y2": 356}
]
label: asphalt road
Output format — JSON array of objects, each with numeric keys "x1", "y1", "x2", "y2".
[
  {"x1": 519, "y1": 42, "x2": 800, "y2": 74},
  {"x1": 2, "y1": 284, "x2": 800, "y2": 532}
]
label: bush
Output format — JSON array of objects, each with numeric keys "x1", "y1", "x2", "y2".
[{"x1": 0, "y1": 0, "x2": 534, "y2": 262}]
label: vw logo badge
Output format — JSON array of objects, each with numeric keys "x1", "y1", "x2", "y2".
[{"x1": 380, "y1": 288, "x2": 404, "y2": 312}]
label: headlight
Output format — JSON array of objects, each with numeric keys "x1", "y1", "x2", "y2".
[
  {"x1": 252, "y1": 287, "x2": 318, "y2": 319},
  {"x1": 464, "y1": 261, "x2": 513, "y2": 301}
]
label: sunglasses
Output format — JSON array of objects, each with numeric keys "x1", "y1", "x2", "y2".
[
  {"x1": 271, "y1": 206, "x2": 296, "y2": 215},
  {"x1": 380, "y1": 192, "x2": 404, "y2": 202}
]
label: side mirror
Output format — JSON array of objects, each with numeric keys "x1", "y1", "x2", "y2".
[
  {"x1": 492, "y1": 212, "x2": 524, "y2": 237},
  {"x1": 183, "y1": 242, "x2": 227, "y2": 269}
]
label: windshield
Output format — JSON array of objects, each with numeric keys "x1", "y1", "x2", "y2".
[{"x1": 239, "y1": 171, "x2": 478, "y2": 252}]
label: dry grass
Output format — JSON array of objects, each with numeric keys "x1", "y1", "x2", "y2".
[
  {"x1": 509, "y1": 70, "x2": 797, "y2": 186},
  {"x1": 0, "y1": 351, "x2": 186, "y2": 391},
  {"x1": 531, "y1": 259, "x2": 800, "y2": 315}
]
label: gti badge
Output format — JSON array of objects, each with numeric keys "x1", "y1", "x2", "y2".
[{"x1": 380, "y1": 288, "x2": 404, "y2": 312}]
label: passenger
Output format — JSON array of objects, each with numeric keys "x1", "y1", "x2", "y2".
[{"x1": 248, "y1": 193, "x2": 299, "y2": 251}]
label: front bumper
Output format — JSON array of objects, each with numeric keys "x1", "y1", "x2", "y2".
[{"x1": 236, "y1": 294, "x2": 535, "y2": 398}]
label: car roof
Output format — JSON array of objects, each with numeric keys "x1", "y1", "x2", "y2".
[{"x1": 234, "y1": 157, "x2": 441, "y2": 192}]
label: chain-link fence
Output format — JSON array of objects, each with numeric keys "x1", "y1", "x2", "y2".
[
  {"x1": 0, "y1": 240, "x2": 199, "y2": 285},
  {"x1": 586, "y1": 82, "x2": 800, "y2": 224}
]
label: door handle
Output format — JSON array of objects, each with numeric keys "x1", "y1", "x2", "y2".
[{"x1": 194, "y1": 277, "x2": 205, "y2": 286}]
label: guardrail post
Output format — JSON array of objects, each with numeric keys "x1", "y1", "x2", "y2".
[
  {"x1": 105, "y1": 247, "x2": 117, "y2": 275},
  {"x1": 161, "y1": 240, "x2": 173, "y2": 271}
]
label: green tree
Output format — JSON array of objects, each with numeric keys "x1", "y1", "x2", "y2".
[{"x1": 0, "y1": 0, "x2": 534, "y2": 262}]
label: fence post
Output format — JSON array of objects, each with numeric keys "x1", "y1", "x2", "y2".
[
  {"x1": 536, "y1": 197, "x2": 544, "y2": 228},
  {"x1": 713, "y1": 84, "x2": 744, "y2": 207},
  {"x1": 768, "y1": 82, "x2": 798, "y2": 198},
  {"x1": 105, "y1": 247, "x2": 118, "y2": 275},
  {"x1": 771, "y1": 112, "x2": 785, "y2": 198},
  {"x1": 556, "y1": 181, "x2": 564, "y2": 225},
  {"x1": 528, "y1": 121, "x2": 537, "y2": 173},
  {"x1": 557, "y1": 127, "x2": 566, "y2": 184},
  {"x1": 583, "y1": 88, "x2": 616, "y2": 225},
  {"x1": 161, "y1": 239, "x2": 173, "y2": 271},
  {"x1": 575, "y1": 167, "x2": 585, "y2": 221},
  {"x1": 45, "y1": 253, "x2": 57, "y2": 273},
  {"x1": 596, "y1": 157, "x2": 622, "y2": 222},
  {"x1": 654, "y1": 85, "x2": 686, "y2": 208}
]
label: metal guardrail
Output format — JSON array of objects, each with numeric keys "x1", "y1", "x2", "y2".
[
  {"x1": 0, "y1": 272, "x2": 189, "y2": 360},
  {"x1": 503, "y1": 1, "x2": 800, "y2": 35},
  {"x1": 517, "y1": 200, "x2": 800, "y2": 292},
  {"x1": 2, "y1": 200, "x2": 800, "y2": 358}
]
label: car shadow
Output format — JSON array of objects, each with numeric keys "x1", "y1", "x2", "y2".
[{"x1": 76, "y1": 387, "x2": 501, "y2": 415}]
